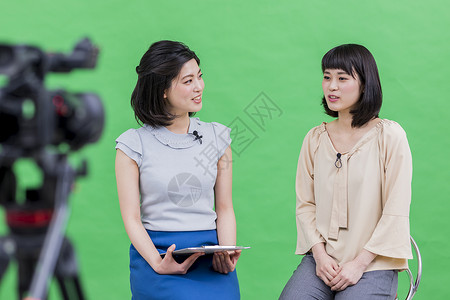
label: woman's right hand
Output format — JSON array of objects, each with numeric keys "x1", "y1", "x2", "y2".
[
  {"x1": 311, "y1": 243, "x2": 340, "y2": 286},
  {"x1": 153, "y1": 244, "x2": 204, "y2": 275}
]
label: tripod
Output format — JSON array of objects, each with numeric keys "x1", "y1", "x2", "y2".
[{"x1": 0, "y1": 152, "x2": 86, "y2": 300}]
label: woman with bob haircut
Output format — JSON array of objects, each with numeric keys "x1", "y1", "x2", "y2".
[
  {"x1": 280, "y1": 44, "x2": 413, "y2": 299},
  {"x1": 115, "y1": 40, "x2": 240, "y2": 299}
]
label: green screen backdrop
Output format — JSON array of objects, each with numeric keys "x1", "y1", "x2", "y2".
[{"x1": 0, "y1": 0, "x2": 448, "y2": 299}]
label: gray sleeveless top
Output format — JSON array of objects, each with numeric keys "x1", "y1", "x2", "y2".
[{"x1": 115, "y1": 117, "x2": 231, "y2": 231}]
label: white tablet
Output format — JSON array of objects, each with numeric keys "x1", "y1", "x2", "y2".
[{"x1": 160, "y1": 245, "x2": 251, "y2": 256}]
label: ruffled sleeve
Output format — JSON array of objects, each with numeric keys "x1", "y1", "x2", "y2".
[
  {"x1": 364, "y1": 121, "x2": 413, "y2": 259},
  {"x1": 115, "y1": 129, "x2": 143, "y2": 167},
  {"x1": 295, "y1": 125, "x2": 326, "y2": 255},
  {"x1": 211, "y1": 122, "x2": 232, "y2": 160}
]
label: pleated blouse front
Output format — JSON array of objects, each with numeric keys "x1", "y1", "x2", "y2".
[{"x1": 295, "y1": 119, "x2": 413, "y2": 272}]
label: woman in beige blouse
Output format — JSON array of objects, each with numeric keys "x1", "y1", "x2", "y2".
[{"x1": 280, "y1": 44, "x2": 412, "y2": 299}]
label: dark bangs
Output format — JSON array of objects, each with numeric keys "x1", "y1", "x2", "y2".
[{"x1": 321, "y1": 45, "x2": 359, "y2": 78}]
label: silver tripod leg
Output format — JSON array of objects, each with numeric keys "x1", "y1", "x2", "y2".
[{"x1": 27, "y1": 162, "x2": 72, "y2": 300}]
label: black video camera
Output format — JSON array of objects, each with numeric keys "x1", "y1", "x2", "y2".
[{"x1": 0, "y1": 38, "x2": 104, "y2": 158}]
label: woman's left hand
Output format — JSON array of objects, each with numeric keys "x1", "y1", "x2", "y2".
[{"x1": 212, "y1": 250, "x2": 241, "y2": 274}]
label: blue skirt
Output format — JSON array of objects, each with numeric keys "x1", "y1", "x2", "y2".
[{"x1": 129, "y1": 229, "x2": 240, "y2": 300}]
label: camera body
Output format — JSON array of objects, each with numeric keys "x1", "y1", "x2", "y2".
[{"x1": 0, "y1": 38, "x2": 104, "y2": 158}]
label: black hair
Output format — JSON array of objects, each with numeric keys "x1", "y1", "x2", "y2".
[
  {"x1": 321, "y1": 44, "x2": 382, "y2": 128},
  {"x1": 131, "y1": 40, "x2": 200, "y2": 127}
]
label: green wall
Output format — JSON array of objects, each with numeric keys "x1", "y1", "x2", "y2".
[{"x1": 0, "y1": 0, "x2": 448, "y2": 299}]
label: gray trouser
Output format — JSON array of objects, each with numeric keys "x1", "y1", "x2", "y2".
[{"x1": 279, "y1": 254, "x2": 398, "y2": 300}]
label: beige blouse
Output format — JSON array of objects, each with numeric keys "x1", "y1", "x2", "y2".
[{"x1": 295, "y1": 119, "x2": 413, "y2": 272}]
